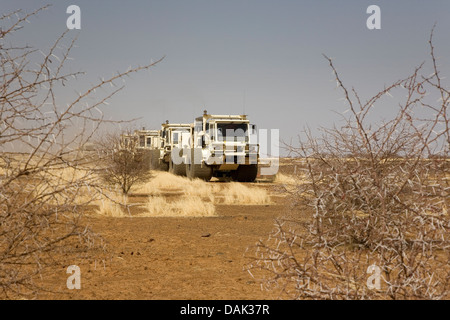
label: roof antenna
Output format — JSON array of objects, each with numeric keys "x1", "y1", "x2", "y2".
[{"x1": 243, "y1": 90, "x2": 246, "y2": 115}]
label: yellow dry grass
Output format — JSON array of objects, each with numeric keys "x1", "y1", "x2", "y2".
[
  {"x1": 274, "y1": 173, "x2": 298, "y2": 185},
  {"x1": 127, "y1": 171, "x2": 273, "y2": 217},
  {"x1": 134, "y1": 171, "x2": 271, "y2": 206},
  {"x1": 38, "y1": 166, "x2": 127, "y2": 217},
  {"x1": 94, "y1": 192, "x2": 129, "y2": 217},
  {"x1": 95, "y1": 199, "x2": 127, "y2": 217},
  {"x1": 6, "y1": 163, "x2": 272, "y2": 218},
  {"x1": 137, "y1": 171, "x2": 186, "y2": 195},
  {"x1": 142, "y1": 195, "x2": 216, "y2": 217},
  {"x1": 30, "y1": 166, "x2": 103, "y2": 206},
  {"x1": 216, "y1": 182, "x2": 269, "y2": 205}
]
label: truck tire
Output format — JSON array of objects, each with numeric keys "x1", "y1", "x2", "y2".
[
  {"x1": 186, "y1": 149, "x2": 212, "y2": 181},
  {"x1": 149, "y1": 149, "x2": 160, "y2": 170},
  {"x1": 169, "y1": 159, "x2": 186, "y2": 176},
  {"x1": 231, "y1": 164, "x2": 258, "y2": 182},
  {"x1": 137, "y1": 149, "x2": 152, "y2": 170},
  {"x1": 159, "y1": 161, "x2": 169, "y2": 171},
  {"x1": 149, "y1": 149, "x2": 168, "y2": 171}
]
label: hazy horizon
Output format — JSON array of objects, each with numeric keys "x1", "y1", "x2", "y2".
[{"x1": 2, "y1": 1, "x2": 450, "y2": 155}]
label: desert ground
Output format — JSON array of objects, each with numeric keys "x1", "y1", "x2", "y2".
[
  {"x1": 35, "y1": 162, "x2": 297, "y2": 300},
  {"x1": 6, "y1": 156, "x2": 447, "y2": 300}
]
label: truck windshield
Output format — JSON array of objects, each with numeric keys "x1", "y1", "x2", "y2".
[{"x1": 217, "y1": 123, "x2": 248, "y2": 141}]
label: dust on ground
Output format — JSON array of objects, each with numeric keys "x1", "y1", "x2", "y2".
[{"x1": 37, "y1": 164, "x2": 299, "y2": 300}]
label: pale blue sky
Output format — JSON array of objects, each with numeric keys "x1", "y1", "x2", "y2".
[{"x1": 2, "y1": 0, "x2": 450, "y2": 151}]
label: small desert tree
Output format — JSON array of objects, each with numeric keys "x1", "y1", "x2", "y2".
[
  {"x1": 247, "y1": 29, "x2": 449, "y2": 300},
  {"x1": 0, "y1": 7, "x2": 162, "y2": 298},
  {"x1": 97, "y1": 131, "x2": 152, "y2": 195}
]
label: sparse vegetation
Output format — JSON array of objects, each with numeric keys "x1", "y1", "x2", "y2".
[
  {"x1": 97, "y1": 131, "x2": 152, "y2": 195},
  {"x1": 144, "y1": 195, "x2": 216, "y2": 217},
  {"x1": 135, "y1": 171, "x2": 271, "y2": 207},
  {"x1": 247, "y1": 30, "x2": 450, "y2": 300},
  {"x1": 5, "y1": 3, "x2": 448, "y2": 303},
  {"x1": 0, "y1": 7, "x2": 162, "y2": 298},
  {"x1": 93, "y1": 190, "x2": 129, "y2": 218},
  {"x1": 89, "y1": 171, "x2": 272, "y2": 218}
]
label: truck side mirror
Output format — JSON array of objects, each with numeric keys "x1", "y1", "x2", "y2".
[{"x1": 201, "y1": 135, "x2": 206, "y2": 148}]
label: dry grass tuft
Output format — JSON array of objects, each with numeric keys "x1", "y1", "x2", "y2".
[
  {"x1": 218, "y1": 182, "x2": 270, "y2": 205},
  {"x1": 135, "y1": 171, "x2": 186, "y2": 195},
  {"x1": 142, "y1": 195, "x2": 216, "y2": 217},
  {"x1": 127, "y1": 171, "x2": 272, "y2": 217},
  {"x1": 274, "y1": 173, "x2": 298, "y2": 185},
  {"x1": 95, "y1": 199, "x2": 127, "y2": 217},
  {"x1": 134, "y1": 171, "x2": 271, "y2": 206},
  {"x1": 90, "y1": 171, "x2": 272, "y2": 218},
  {"x1": 92, "y1": 191, "x2": 129, "y2": 217}
]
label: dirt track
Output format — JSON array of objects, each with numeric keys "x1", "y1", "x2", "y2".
[{"x1": 38, "y1": 183, "x2": 286, "y2": 300}]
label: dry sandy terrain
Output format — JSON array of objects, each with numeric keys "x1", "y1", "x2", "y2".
[
  {"x1": 36, "y1": 173, "x2": 292, "y2": 300},
  {"x1": 11, "y1": 158, "x2": 449, "y2": 300}
]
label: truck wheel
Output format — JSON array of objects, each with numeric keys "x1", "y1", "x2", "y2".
[
  {"x1": 186, "y1": 149, "x2": 212, "y2": 181},
  {"x1": 150, "y1": 149, "x2": 160, "y2": 170},
  {"x1": 231, "y1": 164, "x2": 258, "y2": 182},
  {"x1": 169, "y1": 159, "x2": 186, "y2": 176},
  {"x1": 186, "y1": 163, "x2": 212, "y2": 181},
  {"x1": 149, "y1": 149, "x2": 168, "y2": 171},
  {"x1": 159, "y1": 161, "x2": 169, "y2": 171}
]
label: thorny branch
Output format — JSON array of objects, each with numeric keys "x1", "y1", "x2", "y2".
[{"x1": 246, "y1": 29, "x2": 449, "y2": 300}]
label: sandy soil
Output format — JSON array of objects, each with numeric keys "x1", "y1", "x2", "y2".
[{"x1": 37, "y1": 183, "x2": 288, "y2": 300}]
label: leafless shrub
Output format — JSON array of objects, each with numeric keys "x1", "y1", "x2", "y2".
[
  {"x1": 247, "y1": 29, "x2": 449, "y2": 300},
  {"x1": 0, "y1": 7, "x2": 162, "y2": 298},
  {"x1": 96, "y1": 131, "x2": 152, "y2": 195}
]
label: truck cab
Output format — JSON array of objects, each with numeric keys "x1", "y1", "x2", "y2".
[
  {"x1": 184, "y1": 110, "x2": 259, "y2": 181},
  {"x1": 160, "y1": 121, "x2": 192, "y2": 175}
]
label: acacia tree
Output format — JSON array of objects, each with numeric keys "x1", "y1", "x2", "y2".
[
  {"x1": 247, "y1": 29, "x2": 449, "y2": 300},
  {"x1": 0, "y1": 7, "x2": 163, "y2": 298},
  {"x1": 97, "y1": 131, "x2": 152, "y2": 195}
]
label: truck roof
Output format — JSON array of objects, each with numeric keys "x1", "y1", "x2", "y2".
[
  {"x1": 161, "y1": 123, "x2": 191, "y2": 129},
  {"x1": 134, "y1": 129, "x2": 160, "y2": 136},
  {"x1": 195, "y1": 114, "x2": 248, "y2": 122}
]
